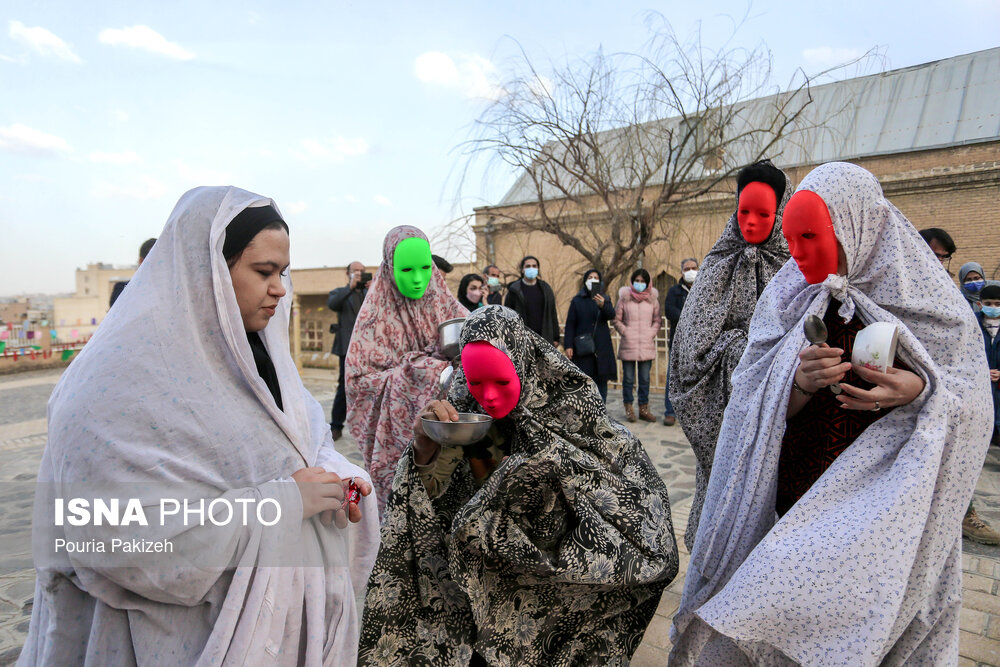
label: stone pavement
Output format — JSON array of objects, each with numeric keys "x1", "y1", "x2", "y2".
[{"x1": 0, "y1": 367, "x2": 998, "y2": 665}]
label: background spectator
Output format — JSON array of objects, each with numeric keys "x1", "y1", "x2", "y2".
[
  {"x1": 613, "y1": 268, "x2": 659, "y2": 423},
  {"x1": 504, "y1": 255, "x2": 560, "y2": 345},
  {"x1": 662, "y1": 257, "x2": 698, "y2": 425},
  {"x1": 919, "y1": 227, "x2": 956, "y2": 272},
  {"x1": 483, "y1": 264, "x2": 504, "y2": 305},
  {"x1": 327, "y1": 260, "x2": 369, "y2": 440},
  {"x1": 109, "y1": 237, "x2": 156, "y2": 308},
  {"x1": 960, "y1": 262, "x2": 986, "y2": 312},
  {"x1": 457, "y1": 273, "x2": 486, "y2": 311},
  {"x1": 563, "y1": 269, "x2": 616, "y2": 402}
]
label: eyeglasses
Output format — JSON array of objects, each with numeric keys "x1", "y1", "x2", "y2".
[{"x1": 934, "y1": 252, "x2": 952, "y2": 268}]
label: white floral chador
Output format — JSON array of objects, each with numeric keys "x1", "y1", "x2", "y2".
[
  {"x1": 359, "y1": 305, "x2": 679, "y2": 666},
  {"x1": 670, "y1": 162, "x2": 992, "y2": 666}
]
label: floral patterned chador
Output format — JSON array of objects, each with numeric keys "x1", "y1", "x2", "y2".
[{"x1": 359, "y1": 306, "x2": 679, "y2": 666}]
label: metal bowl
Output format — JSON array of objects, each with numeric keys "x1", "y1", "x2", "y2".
[
  {"x1": 438, "y1": 317, "x2": 466, "y2": 360},
  {"x1": 420, "y1": 413, "x2": 493, "y2": 446}
]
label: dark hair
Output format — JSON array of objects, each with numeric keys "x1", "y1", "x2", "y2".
[
  {"x1": 223, "y1": 205, "x2": 288, "y2": 266},
  {"x1": 919, "y1": 228, "x2": 956, "y2": 255},
  {"x1": 630, "y1": 268, "x2": 650, "y2": 284},
  {"x1": 581, "y1": 268, "x2": 602, "y2": 289},
  {"x1": 139, "y1": 238, "x2": 156, "y2": 260},
  {"x1": 980, "y1": 284, "x2": 1000, "y2": 301},
  {"x1": 737, "y1": 159, "x2": 786, "y2": 205},
  {"x1": 520, "y1": 255, "x2": 540, "y2": 272},
  {"x1": 482, "y1": 264, "x2": 499, "y2": 275},
  {"x1": 458, "y1": 273, "x2": 484, "y2": 310},
  {"x1": 432, "y1": 254, "x2": 453, "y2": 274}
]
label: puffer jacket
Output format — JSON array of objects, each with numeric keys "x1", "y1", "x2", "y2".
[{"x1": 613, "y1": 285, "x2": 660, "y2": 361}]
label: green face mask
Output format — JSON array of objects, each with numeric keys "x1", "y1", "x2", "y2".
[{"x1": 393, "y1": 237, "x2": 433, "y2": 299}]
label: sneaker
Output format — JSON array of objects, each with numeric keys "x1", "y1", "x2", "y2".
[
  {"x1": 963, "y1": 508, "x2": 1000, "y2": 545},
  {"x1": 663, "y1": 415, "x2": 676, "y2": 426},
  {"x1": 331, "y1": 427, "x2": 343, "y2": 441}
]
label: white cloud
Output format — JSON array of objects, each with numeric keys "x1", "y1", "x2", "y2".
[
  {"x1": 98, "y1": 25, "x2": 194, "y2": 61},
  {"x1": 0, "y1": 123, "x2": 71, "y2": 156},
  {"x1": 295, "y1": 136, "x2": 369, "y2": 163},
  {"x1": 343, "y1": 194, "x2": 358, "y2": 204},
  {"x1": 0, "y1": 53, "x2": 27, "y2": 64},
  {"x1": 802, "y1": 47, "x2": 864, "y2": 71},
  {"x1": 89, "y1": 150, "x2": 139, "y2": 165},
  {"x1": 373, "y1": 195, "x2": 392, "y2": 207},
  {"x1": 414, "y1": 50, "x2": 503, "y2": 100},
  {"x1": 174, "y1": 160, "x2": 232, "y2": 185},
  {"x1": 8, "y1": 20, "x2": 81, "y2": 63},
  {"x1": 92, "y1": 176, "x2": 167, "y2": 200},
  {"x1": 284, "y1": 201, "x2": 308, "y2": 214},
  {"x1": 113, "y1": 109, "x2": 129, "y2": 122}
]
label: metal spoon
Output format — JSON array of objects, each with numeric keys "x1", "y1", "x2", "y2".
[{"x1": 803, "y1": 315, "x2": 842, "y2": 394}]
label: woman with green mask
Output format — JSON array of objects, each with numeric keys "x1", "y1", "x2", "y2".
[{"x1": 346, "y1": 225, "x2": 468, "y2": 516}]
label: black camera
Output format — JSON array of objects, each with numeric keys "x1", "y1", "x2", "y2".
[{"x1": 360, "y1": 271, "x2": 372, "y2": 284}]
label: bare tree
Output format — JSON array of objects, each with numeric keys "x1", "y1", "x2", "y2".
[{"x1": 455, "y1": 14, "x2": 875, "y2": 287}]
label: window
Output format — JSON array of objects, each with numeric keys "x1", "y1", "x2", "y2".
[{"x1": 301, "y1": 320, "x2": 324, "y2": 351}]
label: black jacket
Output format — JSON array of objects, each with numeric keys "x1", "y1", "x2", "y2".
[
  {"x1": 563, "y1": 289, "x2": 617, "y2": 381},
  {"x1": 663, "y1": 282, "x2": 691, "y2": 345},
  {"x1": 505, "y1": 278, "x2": 560, "y2": 344},
  {"x1": 327, "y1": 285, "x2": 368, "y2": 356}
]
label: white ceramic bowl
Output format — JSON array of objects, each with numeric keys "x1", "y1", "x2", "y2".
[{"x1": 852, "y1": 321, "x2": 899, "y2": 373}]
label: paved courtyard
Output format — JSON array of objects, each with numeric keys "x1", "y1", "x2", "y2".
[{"x1": 1, "y1": 366, "x2": 999, "y2": 665}]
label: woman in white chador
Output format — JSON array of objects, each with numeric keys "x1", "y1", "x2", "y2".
[
  {"x1": 19, "y1": 186, "x2": 379, "y2": 666},
  {"x1": 670, "y1": 162, "x2": 991, "y2": 666}
]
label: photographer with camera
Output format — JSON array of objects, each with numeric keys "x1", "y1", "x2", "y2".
[
  {"x1": 327, "y1": 261, "x2": 370, "y2": 440},
  {"x1": 563, "y1": 269, "x2": 616, "y2": 402}
]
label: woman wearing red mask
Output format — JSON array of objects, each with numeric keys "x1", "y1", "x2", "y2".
[
  {"x1": 359, "y1": 305, "x2": 679, "y2": 666},
  {"x1": 669, "y1": 159, "x2": 791, "y2": 552},
  {"x1": 670, "y1": 162, "x2": 991, "y2": 666}
]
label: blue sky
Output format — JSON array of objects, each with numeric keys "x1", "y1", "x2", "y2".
[{"x1": 2, "y1": 0, "x2": 998, "y2": 295}]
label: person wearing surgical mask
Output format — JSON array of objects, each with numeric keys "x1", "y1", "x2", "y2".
[
  {"x1": 482, "y1": 264, "x2": 505, "y2": 305},
  {"x1": 458, "y1": 273, "x2": 486, "y2": 311},
  {"x1": 563, "y1": 269, "x2": 617, "y2": 401},
  {"x1": 504, "y1": 255, "x2": 560, "y2": 345},
  {"x1": 613, "y1": 268, "x2": 660, "y2": 423},
  {"x1": 662, "y1": 257, "x2": 698, "y2": 426},
  {"x1": 959, "y1": 262, "x2": 987, "y2": 313}
]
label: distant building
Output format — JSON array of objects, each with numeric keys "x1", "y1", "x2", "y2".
[
  {"x1": 52, "y1": 263, "x2": 136, "y2": 340},
  {"x1": 474, "y1": 47, "x2": 1000, "y2": 316}
]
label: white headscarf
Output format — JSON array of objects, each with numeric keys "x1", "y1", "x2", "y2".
[
  {"x1": 670, "y1": 162, "x2": 991, "y2": 666},
  {"x1": 20, "y1": 186, "x2": 379, "y2": 666}
]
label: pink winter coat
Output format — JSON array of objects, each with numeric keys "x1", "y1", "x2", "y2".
[{"x1": 613, "y1": 285, "x2": 660, "y2": 361}]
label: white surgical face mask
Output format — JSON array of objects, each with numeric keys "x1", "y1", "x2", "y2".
[
  {"x1": 632, "y1": 282, "x2": 647, "y2": 293},
  {"x1": 585, "y1": 278, "x2": 598, "y2": 289},
  {"x1": 683, "y1": 269, "x2": 698, "y2": 283}
]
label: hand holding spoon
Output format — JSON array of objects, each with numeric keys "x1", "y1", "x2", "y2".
[{"x1": 803, "y1": 315, "x2": 843, "y2": 394}]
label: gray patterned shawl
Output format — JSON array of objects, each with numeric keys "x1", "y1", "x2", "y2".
[
  {"x1": 670, "y1": 162, "x2": 991, "y2": 666},
  {"x1": 668, "y1": 167, "x2": 792, "y2": 550},
  {"x1": 359, "y1": 305, "x2": 678, "y2": 666}
]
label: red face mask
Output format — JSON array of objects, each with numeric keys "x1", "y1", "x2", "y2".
[
  {"x1": 461, "y1": 341, "x2": 521, "y2": 419},
  {"x1": 782, "y1": 190, "x2": 839, "y2": 284},
  {"x1": 737, "y1": 181, "x2": 778, "y2": 245}
]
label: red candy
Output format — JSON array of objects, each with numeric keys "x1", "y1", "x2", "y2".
[{"x1": 345, "y1": 480, "x2": 361, "y2": 506}]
